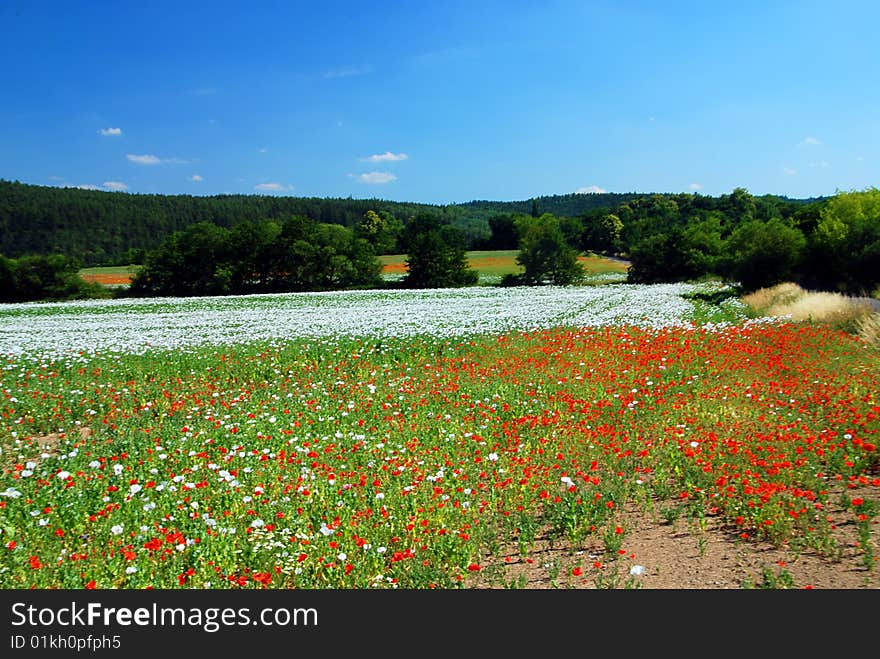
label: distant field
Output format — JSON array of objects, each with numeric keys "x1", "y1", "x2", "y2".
[
  {"x1": 78, "y1": 265, "x2": 140, "y2": 286},
  {"x1": 380, "y1": 250, "x2": 630, "y2": 278},
  {"x1": 80, "y1": 252, "x2": 629, "y2": 286}
]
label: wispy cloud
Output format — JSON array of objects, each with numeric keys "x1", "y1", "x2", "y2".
[
  {"x1": 127, "y1": 154, "x2": 190, "y2": 165},
  {"x1": 576, "y1": 185, "x2": 607, "y2": 194},
  {"x1": 688, "y1": 182, "x2": 703, "y2": 190},
  {"x1": 361, "y1": 151, "x2": 408, "y2": 163},
  {"x1": 800, "y1": 136, "x2": 821, "y2": 146},
  {"x1": 783, "y1": 167, "x2": 797, "y2": 176},
  {"x1": 323, "y1": 66, "x2": 373, "y2": 79},
  {"x1": 127, "y1": 154, "x2": 161, "y2": 165},
  {"x1": 98, "y1": 127, "x2": 122, "y2": 136},
  {"x1": 189, "y1": 174, "x2": 203, "y2": 182},
  {"x1": 351, "y1": 172, "x2": 397, "y2": 184},
  {"x1": 103, "y1": 181, "x2": 128, "y2": 191},
  {"x1": 254, "y1": 182, "x2": 294, "y2": 192}
]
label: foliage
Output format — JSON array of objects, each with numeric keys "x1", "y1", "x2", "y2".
[
  {"x1": 129, "y1": 217, "x2": 382, "y2": 297},
  {"x1": 510, "y1": 214, "x2": 584, "y2": 285},
  {"x1": 401, "y1": 213, "x2": 479, "y2": 288},
  {"x1": 0, "y1": 253, "x2": 107, "y2": 302},
  {"x1": 807, "y1": 187, "x2": 880, "y2": 293},
  {"x1": 721, "y1": 218, "x2": 806, "y2": 292}
]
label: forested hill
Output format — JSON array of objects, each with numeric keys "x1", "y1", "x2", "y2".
[
  {"x1": 457, "y1": 192, "x2": 648, "y2": 217},
  {"x1": 0, "y1": 180, "x2": 445, "y2": 265},
  {"x1": 0, "y1": 178, "x2": 822, "y2": 266}
]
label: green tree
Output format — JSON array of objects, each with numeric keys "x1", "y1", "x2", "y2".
[
  {"x1": 514, "y1": 214, "x2": 584, "y2": 285},
  {"x1": 808, "y1": 188, "x2": 880, "y2": 292},
  {"x1": 722, "y1": 218, "x2": 806, "y2": 291},
  {"x1": 356, "y1": 210, "x2": 403, "y2": 255},
  {"x1": 402, "y1": 213, "x2": 478, "y2": 288},
  {"x1": 0, "y1": 254, "x2": 17, "y2": 302},
  {"x1": 585, "y1": 212, "x2": 624, "y2": 254},
  {"x1": 6, "y1": 253, "x2": 98, "y2": 301}
]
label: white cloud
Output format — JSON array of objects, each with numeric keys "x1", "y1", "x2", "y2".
[
  {"x1": 362, "y1": 151, "x2": 408, "y2": 162},
  {"x1": 127, "y1": 154, "x2": 162, "y2": 165},
  {"x1": 800, "y1": 136, "x2": 821, "y2": 146},
  {"x1": 189, "y1": 174, "x2": 203, "y2": 182},
  {"x1": 353, "y1": 172, "x2": 397, "y2": 184},
  {"x1": 75, "y1": 184, "x2": 101, "y2": 190},
  {"x1": 576, "y1": 185, "x2": 607, "y2": 194},
  {"x1": 254, "y1": 182, "x2": 294, "y2": 192},
  {"x1": 98, "y1": 127, "x2": 122, "y2": 136},
  {"x1": 103, "y1": 181, "x2": 128, "y2": 191},
  {"x1": 688, "y1": 182, "x2": 703, "y2": 190},
  {"x1": 783, "y1": 167, "x2": 797, "y2": 176},
  {"x1": 127, "y1": 153, "x2": 190, "y2": 165}
]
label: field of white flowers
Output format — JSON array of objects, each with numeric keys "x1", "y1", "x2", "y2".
[{"x1": 0, "y1": 283, "x2": 753, "y2": 358}]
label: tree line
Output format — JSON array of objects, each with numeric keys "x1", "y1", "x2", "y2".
[
  {"x1": 1, "y1": 181, "x2": 876, "y2": 303},
  {"x1": 1, "y1": 178, "x2": 817, "y2": 265}
]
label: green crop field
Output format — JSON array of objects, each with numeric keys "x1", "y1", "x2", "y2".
[{"x1": 1, "y1": 281, "x2": 877, "y2": 590}]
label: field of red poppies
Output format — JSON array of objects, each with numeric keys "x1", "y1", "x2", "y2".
[{"x1": 1, "y1": 314, "x2": 877, "y2": 589}]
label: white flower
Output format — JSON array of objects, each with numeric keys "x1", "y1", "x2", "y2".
[
  {"x1": 111, "y1": 524, "x2": 124, "y2": 535},
  {"x1": 125, "y1": 566, "x2": 137, "y2": 574},
  {"x1": 251, "y1": 519, "x2": 265, "y2": 528},
  {"x1": 560, "y1": 476, "x2": 574, "y2": 487},
  {"x1": 129, "y1": 484, "x2": 142, "y2": 495},
  {"x1": 1, "y1": 488, "x2": 22, "y2": 498},
  {"x1": 20, "y1": 470, "x2": 32, "y2": 478},
  {"x1": 56, "y1": 471, "x2": 71, "y2": 480},
  {"x1": 487, "y1": 452, "x2": 499, "y2": 462},
  {"x1": 630, "y1": 565, "x2": 646, "y2": 576},
  {"x1": 337, "y1": 552, "x2": 347, "y2": 561},
  {"x1": 89, "y1": 460, "x2": 101, "y2": 469},
  {"x1": 319, "y1": 524, "x2": 333, "y2": 536},
  {"x1": 113, "y1": 464, "x2": 123, "y2": 476}
]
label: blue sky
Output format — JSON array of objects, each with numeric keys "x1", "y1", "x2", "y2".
[{"x1": 1, "y1": 0, "x2": 877, "y2": 204}]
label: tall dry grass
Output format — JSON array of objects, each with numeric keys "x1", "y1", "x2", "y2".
[{"x1": 742, "y1": 282, "x2": 880, "y2": 346}]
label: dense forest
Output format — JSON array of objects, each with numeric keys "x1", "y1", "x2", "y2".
[
  {"x1": 0, "y1": 179, "x2": 818, "y2": 265},
  {"x1": 1, "y1": 178, "x2": 877, "y2": 303}
]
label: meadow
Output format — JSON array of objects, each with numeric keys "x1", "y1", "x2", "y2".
[
  {"x1": 378, "y1": 250, "x2": 629, "y2": 284},
  {"x1": 0, "y1": 282, "x2": 877, "y2": 589}
]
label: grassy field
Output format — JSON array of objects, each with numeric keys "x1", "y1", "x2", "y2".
[
  {"x1": 380, "y1": 250, "x2": 629, "y2": 281},
  {"x1": 78, "y1": 265, "x2": 141, "y2": 286},
  {"x1": 80, "y1": 251, "x2": 629, "y2": 287},
  {"x1": 0, "y1": 282, "x2": 877, "y2": 590},
  {"x1": 379, "y1": 250, "x2": 630, "y2": 275}
]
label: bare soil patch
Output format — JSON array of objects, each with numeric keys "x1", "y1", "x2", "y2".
[{"x1": 469, "y1": 488, "x2": 879, "y2": 590}]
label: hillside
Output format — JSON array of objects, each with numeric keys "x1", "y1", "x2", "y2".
[{"x1": 0, "y1": 179, "x2": 822, "y2": 266}]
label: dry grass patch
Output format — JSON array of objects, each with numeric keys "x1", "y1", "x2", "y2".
[{"x1": 742, "y1": 282, "x2": 880, "y2": 345}]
